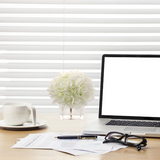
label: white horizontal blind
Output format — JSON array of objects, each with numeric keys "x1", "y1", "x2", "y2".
[{"x1": 0, "y1": 0, "x2": 160, "y2": 113}]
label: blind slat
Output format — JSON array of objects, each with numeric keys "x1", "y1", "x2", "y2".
[
  {"x1": 1, "y1": 27, "x2": 160, "y2": 32},
  {"x1": 0, "y1": 0, "x2": 160, "y2": 4},
  {"x1": 1, "y1": 45, "x2": 160, "y2": 51},
  {"x1": 0, "y1": 63, "x2": 101, "y2": 70},
  {"x1": 0, "y1": 80, "x2": 100, "y2": 88},
  {"x1": 0, "y1": 54, "x2": 101, "y2": 60},
  {"x1": 0, "y1": 8, "x2": 160, "y2": 15},
  {"x1": 1, "y1": 51, "x2": 159, "y2": 54},
  {"x1": 0, "y1": 98, "x2": 99, "y2": 106},
  {"x1": 0, "y1": 72, "x2": 101, "y2": 79},
  {"x1": 1, "y1": 36, "x2": 160, "y2": 42},
  {"x1": 0, "y1": 89, "x2": 99, "y2": 97},
  {"x1": 1, "y1": 42, "x2": 160, "y2": 45},
  {"x1": 1, "y1": 9, "x2": 160, "y2": 14},
  {"x1": 1, "y1": 18, "x2": 160, "y2": 23}
]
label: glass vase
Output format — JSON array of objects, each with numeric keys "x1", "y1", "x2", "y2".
[{"x1": 59, "y1": 105, "x2": 84, "y2": 120}]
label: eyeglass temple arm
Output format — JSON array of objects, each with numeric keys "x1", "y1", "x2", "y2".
[{"x1": 137, "y1": 145, "x2": 141, "y2": 151}]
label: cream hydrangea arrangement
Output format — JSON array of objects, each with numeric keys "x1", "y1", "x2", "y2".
[{"x1": 47, "y1": 70, "x2": 95, "y2": 109}]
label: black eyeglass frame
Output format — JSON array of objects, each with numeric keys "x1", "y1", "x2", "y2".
[{"x1": 103, "y1": 132, "x2": 147, "y2": 151}]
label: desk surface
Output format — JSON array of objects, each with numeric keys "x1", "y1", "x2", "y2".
[{"x1": 0, "y1": 113, "x2": 160, "y2": 160}]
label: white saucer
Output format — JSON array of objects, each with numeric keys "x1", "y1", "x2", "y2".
[{"x1": 0, "y1": 119, "x2": 47, "y2": 129}]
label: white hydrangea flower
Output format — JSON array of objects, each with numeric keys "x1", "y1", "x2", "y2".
[{"x1": 47, "y1": 70, "x2": 95, "y2": 109}]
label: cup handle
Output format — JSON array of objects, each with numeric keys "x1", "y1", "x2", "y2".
[{"x1": 27, "y1": 105, "x2": 36, "y2": 125}]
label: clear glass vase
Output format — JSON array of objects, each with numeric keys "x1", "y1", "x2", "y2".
[{"x1": 59, "y1": 105, "x2": 84, "y2": 120}]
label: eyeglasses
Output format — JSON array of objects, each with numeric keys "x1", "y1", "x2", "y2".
[{"x1": 103, "y1": 132, "x2": 147, "y2": 151}]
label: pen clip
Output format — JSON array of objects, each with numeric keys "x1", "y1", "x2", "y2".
[{"x1": 81, "y1": 136, "x2": 97, "y2": 140}]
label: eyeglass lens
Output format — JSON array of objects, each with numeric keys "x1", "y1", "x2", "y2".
[{"x1": 126, "y1": 136, "x2": 143, "y2": 145}]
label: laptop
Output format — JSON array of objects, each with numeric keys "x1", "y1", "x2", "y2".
[{"x1": 83, "y1": 54, "x2": 160, "y2": 137}]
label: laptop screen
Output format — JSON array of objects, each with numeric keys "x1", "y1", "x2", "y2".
[{"x1": 99, "y1": 54, "x2": 160, "y2": 120}]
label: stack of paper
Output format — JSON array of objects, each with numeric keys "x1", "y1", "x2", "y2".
[{"x1": 12, "y1": 132, "x2": 127, "y2": 156}]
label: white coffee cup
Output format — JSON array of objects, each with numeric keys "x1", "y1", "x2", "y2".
[{"x1": 2, "y1": 102, "x2": 36, "y2": 126}]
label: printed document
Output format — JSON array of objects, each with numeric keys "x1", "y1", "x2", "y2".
[{"x1": 12, "y1": 132, "x2": 127, "y2": 156}]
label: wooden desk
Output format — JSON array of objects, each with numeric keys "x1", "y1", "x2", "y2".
[{"x1": 0, "y1": 113, "x2": 160, "y2": 160}]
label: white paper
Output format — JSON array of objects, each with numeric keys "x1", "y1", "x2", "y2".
[{"x1": 12, "y1": 133, "x2": 127, "y2": 156}]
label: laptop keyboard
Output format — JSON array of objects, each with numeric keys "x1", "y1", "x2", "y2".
[{"x1": 106, "y1": 120, "x2": 160, "y2": 127}]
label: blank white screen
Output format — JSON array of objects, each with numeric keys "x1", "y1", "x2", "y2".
[{"x1": 102, "y1": 57, "x2": 160, "y2": 117}]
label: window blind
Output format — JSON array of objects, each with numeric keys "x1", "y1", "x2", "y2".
[{"x1": 0, "y1": 0, "x2": 160, "y2": 113}]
